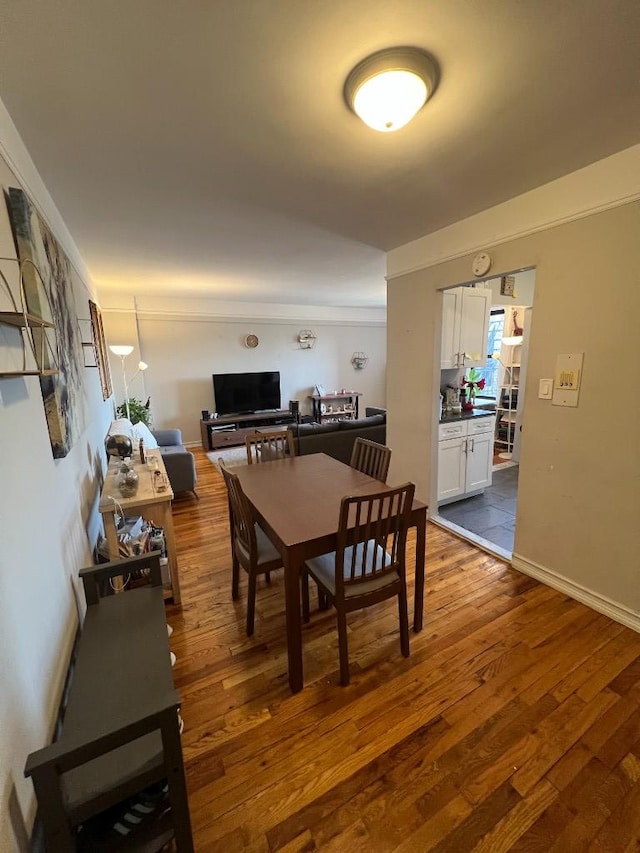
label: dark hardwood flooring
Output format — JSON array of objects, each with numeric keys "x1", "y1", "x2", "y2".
[{"x1": 167, "y1": 447, "x2": 640, "y2": 851}]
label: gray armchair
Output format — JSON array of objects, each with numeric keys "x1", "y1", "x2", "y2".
[{"x1": 152, "y1": 428, "x2": 198, "y2": 498}]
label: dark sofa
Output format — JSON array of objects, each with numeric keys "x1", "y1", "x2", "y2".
[{"x1": 287, "y1": 413, "x2": 386, "y2": 465}]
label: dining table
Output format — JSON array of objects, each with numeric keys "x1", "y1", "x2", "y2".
[{"x1": 234, "y1": 452, "x2": 428, "y2": 693}]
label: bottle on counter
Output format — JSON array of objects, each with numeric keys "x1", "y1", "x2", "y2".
[{"x1": 139, "y1": 438, "x2": 145, "y2": 464}]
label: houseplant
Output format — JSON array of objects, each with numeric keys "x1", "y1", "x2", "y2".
[{"x1": 116, "y1": 397, "x2": 152, "y2": 426}]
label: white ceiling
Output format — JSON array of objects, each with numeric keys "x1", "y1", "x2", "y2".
[{"x1": 0, "y1": 1, "x2": 639, "y2": 308}]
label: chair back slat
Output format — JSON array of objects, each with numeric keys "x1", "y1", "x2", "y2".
[
  {"x1": 246, "y1": 430, "x2": 291, "y2": 464},
  {"x1": 336, "y1": 482, "x2": 415, "y2": 590},
  {"x1": 218, "y1": 459, "x2": 258, "y2": 567},
  {"x1": 350, "y1": 437, "x2": 391, "y2": 482}
]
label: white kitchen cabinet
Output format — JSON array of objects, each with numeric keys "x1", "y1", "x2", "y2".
[
  {"x1": 441, "y1": 286, "x2": 492, "y2": 369},
  {"x1": 437, "y1": 416, "x2": 495, "y2": 504}
]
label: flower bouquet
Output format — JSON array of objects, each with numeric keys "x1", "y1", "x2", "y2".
[{"x1": 461, "y1": 368, "x2": 486, "y2": 410}]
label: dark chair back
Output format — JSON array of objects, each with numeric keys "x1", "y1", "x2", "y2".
[
  {"x1": 219, "y1": 458, "x2": 257, "y2": 569},
  {"x1": 349, "y1": 437, "x2": 392, "y2": 482},
  {"x1": 335, "y1": 482, "x2": 415, "y2": 597}
]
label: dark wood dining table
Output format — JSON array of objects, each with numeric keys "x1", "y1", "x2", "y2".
[{"x1": 235, "y1": 453, "x2": 428, "y2": 693}]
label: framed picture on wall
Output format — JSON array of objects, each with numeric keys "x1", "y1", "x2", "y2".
[{"x1": 89, "y1": 299, "x2": 113, "y2": 401}]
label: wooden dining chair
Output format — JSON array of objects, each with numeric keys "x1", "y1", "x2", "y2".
[
  {"x1": 302, "y1": 481, "x2": 415, "y2": 685},
  {"x1": 245, "y1": 430, "x2": 291, "y2": 464},
  {"x1": 349, "y1": 437, "x2": 392, "y2": 482},
  {"x1": 218, "y1": 458, "x2": 283, "y2": 636}
]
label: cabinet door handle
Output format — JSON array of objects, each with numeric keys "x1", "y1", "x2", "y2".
[
  {"x1": 463, "y1": 439, "x2": 468, "y2": 453},
  {"x1": 469, "y1": 438, "x2": 475, "y2": 452}
]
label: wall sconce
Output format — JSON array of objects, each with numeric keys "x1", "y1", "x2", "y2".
[
  {"x1": 351, "y1": 351, "x2": 368, "y2": 370},
  {"x1": 298, "y1": 330, "x2": 317, "y2": 349}
]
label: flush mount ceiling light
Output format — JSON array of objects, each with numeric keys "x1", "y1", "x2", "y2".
[{"x1": 344, "y1": 46, "x2": 438, "y2": 132}]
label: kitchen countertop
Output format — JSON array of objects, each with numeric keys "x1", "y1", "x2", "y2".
[{"x1": 439, "y1": 407, "x2": 496, "y2": 424}]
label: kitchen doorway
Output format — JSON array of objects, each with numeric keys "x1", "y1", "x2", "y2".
[{"x1": 433, "y1": 269, "x2": 535, "y2": 558}]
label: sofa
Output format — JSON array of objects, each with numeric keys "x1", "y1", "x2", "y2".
[
  {"x1": 107, "y1": 418, "x2": 198, "y2": 498},
  {"x1": 287, "y1": 413, "x2": 386, "y2": 466}
]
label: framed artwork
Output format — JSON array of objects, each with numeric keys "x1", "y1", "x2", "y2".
[
  {"x1": 6, "y1": 186, "x2": 88, "y2": 457},
  {"x1": 89, "y1": 299, "x2": 113, "y2": 400}
]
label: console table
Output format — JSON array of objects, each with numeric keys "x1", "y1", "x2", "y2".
[
  {"x1": 99, "y1": 449, "x2": 182, "y2": 604},
  {"x1": 25, "y1": 554, "x2": 193, "y2": 851},
  {"x1": 200, "y1": 410, "x2": 295, "y2": 451}
]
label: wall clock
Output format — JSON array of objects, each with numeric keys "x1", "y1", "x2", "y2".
[
  {"x1": 472, "y1": 252, "x2": 492, "y2": 277},
  {"x1": 244, "y1": 334, "x2": 259, "y2": 349}
]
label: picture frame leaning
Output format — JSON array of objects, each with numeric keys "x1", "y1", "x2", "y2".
[{"x1": 89, "y1": 299, "x2": 113, "y2": 401}]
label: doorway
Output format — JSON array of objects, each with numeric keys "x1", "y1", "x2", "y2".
[{"x1": 434, "y1": 269, "x2": 535, "y2": 558}]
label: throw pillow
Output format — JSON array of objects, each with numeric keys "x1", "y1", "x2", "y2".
[
  {"x1": 131, "y1": 421, "x2": 159, "y2": 450},
  {"x1": 108, "y1": 418, "x2": 134, "y2": 438}
]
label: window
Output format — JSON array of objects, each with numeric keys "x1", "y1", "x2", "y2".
[{"x1": 475, "y1": 309, "x2": 504, "y2": 398}]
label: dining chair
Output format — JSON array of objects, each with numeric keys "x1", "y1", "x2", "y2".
[
  {"x1": 302, "y1": 481, "x2": 416, "y2": 685},
  {"x1": 218, "y1": 458, "x2": 283, "y2": 636},
  {"x1": 245, "y1": 429, "x2": 291, "y2": 464},
  {"x1": 349, "y1": 437, "x2": 392, "y2": 482}
]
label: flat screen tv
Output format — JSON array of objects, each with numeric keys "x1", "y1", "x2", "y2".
[{"x1": 213, "y1": 371, "x2": 281, "y2": 416}]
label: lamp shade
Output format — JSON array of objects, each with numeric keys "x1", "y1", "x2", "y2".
[
  {"x1": 345, "y1": 47, "x2": 438, "y2": 133},
  {"x1": 109, "y1": 344, "x2": 134, "y2": 356}
]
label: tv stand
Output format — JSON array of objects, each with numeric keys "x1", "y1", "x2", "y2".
[{"x1": 200, "y1": 409, "x2": 295, "y2": 451}]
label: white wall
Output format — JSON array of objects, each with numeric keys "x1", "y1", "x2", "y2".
[
  {"x1": 387, "y1": 193, "x2": 640, "y2": 630},
  {"x1": 0, "y1": 101, "x2": 112, "y2": 850},
  {"x1": 483, "y1": 269, "x2": 535, "y2": 309},
  {"x1": 101, "y1": 304, "x2": 387, "y2": 444}
]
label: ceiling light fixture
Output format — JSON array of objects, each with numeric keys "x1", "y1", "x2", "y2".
[{"x1": 344, "y1": 47, "x2": 438, "y2": 133}]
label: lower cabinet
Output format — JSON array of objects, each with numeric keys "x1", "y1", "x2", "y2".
[{"x1": 437, "y1": 416, "x2": 495, "y2": 504}]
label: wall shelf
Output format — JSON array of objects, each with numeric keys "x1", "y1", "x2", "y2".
[{"x1": 0, "y1": 257, "x2": 60, "y2": 377}]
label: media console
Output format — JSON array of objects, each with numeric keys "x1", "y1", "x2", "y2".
[{"x1": 200, "y1": 409, "x2": 295, "y2": 451}]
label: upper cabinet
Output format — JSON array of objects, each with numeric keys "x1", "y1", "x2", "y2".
[{"x1": 441, "y1": 286, "x2": 491, "y2": 369}]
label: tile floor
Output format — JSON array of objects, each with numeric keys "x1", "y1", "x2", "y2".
[{"x1": 437, "y1": 465, "x2": 519, "y2": 553}]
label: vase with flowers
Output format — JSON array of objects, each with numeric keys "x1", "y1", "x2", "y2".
[{"x1": 461, "y1": 368, "x2": 486, "y2": 410}]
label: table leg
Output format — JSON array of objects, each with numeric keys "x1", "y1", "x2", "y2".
[
  {"x1": 284, "y1": 550, "x2": 304, "y2": 692},
  {"x1": 104, "y1": 510, "x2": 124, "y2": 593},
  {"x1": 413, "y1": 509, "x2": 427, "y2": 632},
  {"x1": 158, "y1": 501, "x2": 181, "y2": 605}
]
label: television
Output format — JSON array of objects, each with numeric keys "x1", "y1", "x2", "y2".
[{"x1": 212, "y1": 371, "x2": 281, "y2": 416}]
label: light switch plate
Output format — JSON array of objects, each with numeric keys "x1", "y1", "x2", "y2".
[
  {"x1": 538, "y1": 378, "x2": 553, "y2": 399},
  {"x1": 552, "y1": 353, "x2": 584, "y2": 407}
]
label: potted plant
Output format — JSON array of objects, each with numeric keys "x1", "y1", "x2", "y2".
[{"x1": 116, "y1": 397, "x2": 152, "y2": 426}]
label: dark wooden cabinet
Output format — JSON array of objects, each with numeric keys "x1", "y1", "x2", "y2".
[
  {"x1": 309, "y1": 392, "x2": 362, "y2": 423},
  {"x1": 200, "y1": 410, "x2": 294, "y2": 450}
]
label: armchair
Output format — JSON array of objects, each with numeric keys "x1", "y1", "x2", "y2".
[{"x1": 152, "y1": 428, "x2": 198, "y2": 498}]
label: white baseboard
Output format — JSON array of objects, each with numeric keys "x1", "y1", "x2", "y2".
[{"x1": 511, "y1": 553, "x2": 640, "y2": 633}]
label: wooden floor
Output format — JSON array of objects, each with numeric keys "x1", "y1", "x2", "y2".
[{"x1": 167, "y1": 447, "x2": 640, "y2": 852}]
